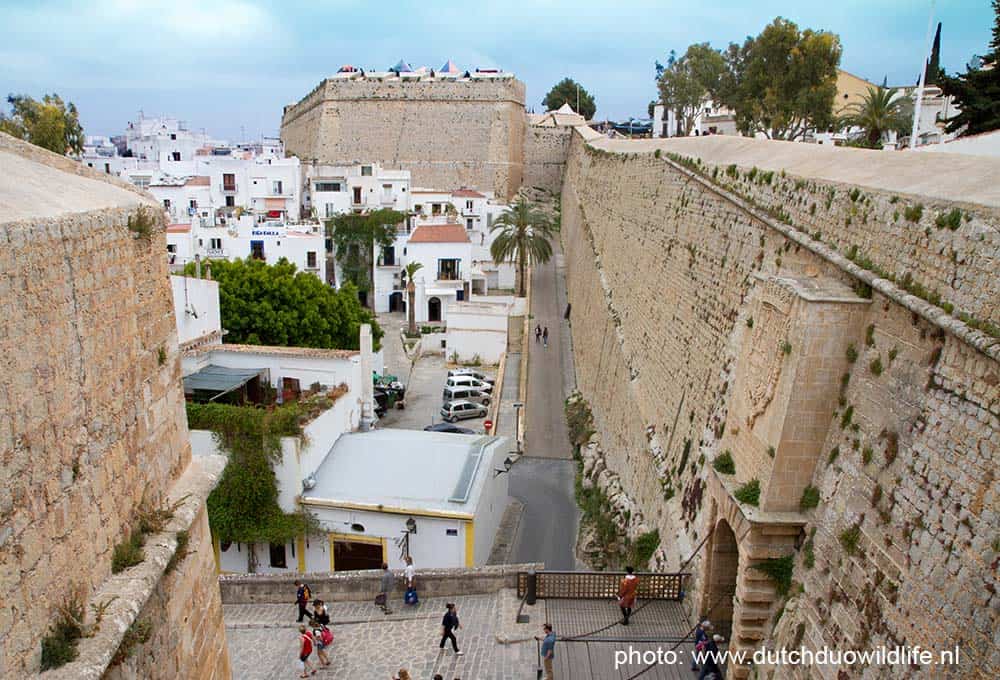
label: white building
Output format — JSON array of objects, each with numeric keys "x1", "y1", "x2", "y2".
[
  {"x1": 166, "y1": 218, "x2": 325, "y2": 280},
  {"x1": 910, "y1": 129, "x2": 1000, "y2": 158},
  {"x1": 303, "y1": 162, "x2": 411, "y2": 219},
  {"x1": 443, "y1": 300, "x2": 512, "y2": 364}
]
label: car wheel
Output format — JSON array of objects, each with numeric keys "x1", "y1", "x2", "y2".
[
  {"x1": 482, "y1": 398, "x2": 490, "y2": 406},
  {"x1": 445, "y1": 416, "x2": 455, "y2": 423}
]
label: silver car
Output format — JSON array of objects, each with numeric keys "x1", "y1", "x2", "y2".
[
  {"x1": 442, "y1": 386, "x2": 491, "y2": 406},
  {"x1": 445, "y1": 375, "x2": 493, "y2": 393},
  {"x1": 440, "y1": 400, "x2": 488, "y2": 422},
  {"x1": 447, "y1": 368, "x2": 496, "y2": 385}
]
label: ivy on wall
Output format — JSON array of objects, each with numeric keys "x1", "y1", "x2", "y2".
[{"x1": 187, "y1": 402, "x2": 319, "y2": 545}]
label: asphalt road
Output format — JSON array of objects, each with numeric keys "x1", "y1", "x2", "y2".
[{"x1": 508, "y1": 244, "x2": 581, "y2": 570}]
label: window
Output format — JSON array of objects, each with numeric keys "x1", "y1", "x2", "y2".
[
  {"x1": 437, "y1": 258, "x2": 460, "y2": 280},
  {"x1": 352, "y1": 186, "x2": 362, "y2": 204},
  {"x1": 132, "y1": 176, "x2": 151, "y2": 190},
  {"x1": 361, "y1": 165, "x2": 373, "y2": 176},
  {"x1": 351, "y1": 523, "x2": 365, "y2": 533},
  {"x1": 104, "y1": 163, "x2": 111, "y2": 174},
  {"x1": 414, "y1": 204, "x2": 423, "y2": 213},
  {"x1": 381, "y1": 246, "x2": 395, "y2": 266},
  {"x1": 222, "y1": 173, "x2": 236, "y2": 191},
  {"x1": 171, "y1": 151, "x2": 181, "y2": 161},
  {"x1": 446, "y1": 529, "x2": 458, "y2": 536},
  {"x1": 189, "y1": 199, "x2": 198, "y2": 209},
  {"x1": 268, "y1": 543, "x2": 287, "y2": 568},
  {"x1": 166, "y1": 244, "x2": 177, "y2": 254},
  {"x1": 170, "y1": 133, "x2": 177, "y2": 140},
  {"x1": 163, "y1": 199, "x2": 171, "y2": 210},
  {"x1": 315, "y1": 181, "x2": 341, "y2": 192},
  {"x1": 307, "y1": 251, "x2": 317, "y2": 268},
  {"x1": 209, "y1": 238, "x2": 222, "y2": 250},
  {"x1": 325, "y1": 203, "x2": 337, "y2": 218},
  {"x1": 465, "y1": 200, "x2": 473, "y2": 211},
  {"x1": 251, "y1": 240, "x2": 265, "y2": 260},
  {"x1": 225, "y1": 195, "x2": 235, "y2": 207},
  {"x1": 382, "y1": 184, "x2": 393, "y2": 202},
  {"x1": 466, "y1": 218, "x2": 473, "y2": 230},
  {"x1": 272, "y1": 180, "x2": 283, "y2": 195},
  {"x1": 432, "y1": 204, "x2": 441, "y2": 215}
]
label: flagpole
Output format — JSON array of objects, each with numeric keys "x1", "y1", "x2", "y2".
[{"x1": 909, "y1": 0, "x2": 936, "y2": 149}]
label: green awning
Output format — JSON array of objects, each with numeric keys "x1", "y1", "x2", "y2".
[{"x1": 182, "y1": 365, "x2": 264, "y2": 400}]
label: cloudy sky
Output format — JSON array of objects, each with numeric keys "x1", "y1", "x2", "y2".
[{"x1": 1, "y1": 0, "x2": 993, "y2": 140}]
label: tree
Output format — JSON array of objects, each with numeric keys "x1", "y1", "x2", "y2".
[
  {"x1": 542, "y1": 78, "x2": 596, "y2": 120},
  {"x1": 403, "y1": 261, "x2": 423, "y2": 336},
  {"x1": 182, "y1": 257, "x2": 382, "y2": 350},
  {"x1": 656, "y1": 44, "x2": 725, "y2": 135},
  {"x1": 0, "y1": 93, "x2": 84, "y2": 155},
  {"x1": 838, "y1": 86, "x2": 912, "y2": 148},
  {"x1": 939, "y1": 1, "x2": 1000, "y2": 136},
  {"x1": 489, "y1": 198, "x2": 558, "y2": 297},
  {"x1": 326, "y1": 208, "x2": 404, "y2": 305},
  {"x1": 715, "y1": 18, "x2": 841, "y2": 140}
]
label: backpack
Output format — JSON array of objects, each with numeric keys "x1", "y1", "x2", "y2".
[
  {"x1": 300, "y1": 633, "x2": 313, "y2": 656},
  {"x1": 405, "y1": 587, "x2": 419, "y2": 605},
  {"x1": 320, "y1": 626, "x2": 334, "y2": 646},
  {"x1": 302, "y1": 584, "x2": 311, "y2": 601}
]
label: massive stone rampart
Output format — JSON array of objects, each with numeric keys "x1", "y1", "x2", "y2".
[
  {"x1": 561, "y1": 130, "x2": 999, "y2": 677},
  {"x1": 281, "y1": 77, "x2": 526, "y2": 199},
  {"x1": 0, "y1": 133, "x2": 229, "y2": 678}
]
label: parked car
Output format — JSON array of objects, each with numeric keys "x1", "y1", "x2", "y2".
[
  {"x1": 424, "y1": 423, "x2": 475, "y2": 434},
  {"x1": 445, "y1": 375, "x2": 493, "y2": 393},
  {"x1": 442, "y1": 385, "x2": 491, "y2": 406},
  {"x1": 447, "y1": 368, "x2": 495, "y2": 385},
  {"x1": 440, "y1": 400, "x2": 488, "y2": 422}
]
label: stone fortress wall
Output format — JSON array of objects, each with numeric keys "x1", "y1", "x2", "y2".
[
  {"x1": 522, "y1": 125, "x2": 574, "y2": 196},
  {"x1": 0, "y1": 133, "x2": 229, "y2": 678},
  {"x1": 560, "y1": 129, "x2": 999, "y2": 678},
  {"x1": 281, "y1": 76, "x2": 528, "y2": 199}
]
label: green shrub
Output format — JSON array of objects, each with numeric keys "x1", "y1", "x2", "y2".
[
  {"x1": 752, "y1": 554, "x2": 794, "y2": 597},
  {"x1": 632, "y1": 529, "x2": 661, "y2": 567},
  {"x1": 827, "y1": 446, "x2": 840, "y2": 465},
  {"x1": 653, "y1": 148, "x2": 662, "y2": 159},
  {"x1": 846, "y1": 344, "x2": 858, "y2": 363},
  {"x1": 39, "y1": 588, "x2": 86, "y2": 670},
  {"x1": 565, "y1": 396, "x2": 595, "y2": 449},
  {"x1": 903, "y1": 204, "x2": 923, "y2": 222},
  {"x1": 713, "y1": 451, "x2": 735, "y2": 475},
  {"x1": 840, "y1": 525, "x2": 862, "y2": 555},
  {"x1": 869, "y1": 356, "x2": 883, "y2": 376},
  {"x1": 112, "y1": 529, "x2": 145, "y2": 573},
  {"x1": 800, "y1": 485, "x2": 820, "y2": 510},
  {"x1": 865, "y1": 324, "x2": 876, "y2": 347},
  {"x1": 767, "y1": 446, "x2": 775, "y2": 459},
  {"x1": 802, "y1": 540, "x2": 815, "y2": 569},
  {"x1": 126, "y1": 206, "x2": 155, "y2": 238},
  {"x1": 862, "y1": 446, "x2": 873, "y2": 465},
  {"x1": 934, "y1": 208, "x2": 962, "y2": 231},
  {"x1": 734, "y1": 479, "x2": 761, "y2": 506},
  {"x1": 157, "y1": 347, "x2": 167, "y2": 366},
  {"x1": 110, "y1": 619, "x2": 153, "y2": 666},
  {"x1": 840, "y1": 405, "x2": 854, "y2": 429}
]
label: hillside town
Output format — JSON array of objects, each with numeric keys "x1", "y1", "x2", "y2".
[{"x1": 2, "y1": 4, "x2": 999, "y2": 680}]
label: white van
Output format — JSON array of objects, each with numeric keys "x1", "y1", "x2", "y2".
[
  {"x1": 445, "y1": 375, "x2": 493, "y2": 393},
  {"x1": 442, "y1": 385, "x2": 491, "y2": 406},
  {"x1": 446, "y1": 368, "x2": 496, "y2": 385}
]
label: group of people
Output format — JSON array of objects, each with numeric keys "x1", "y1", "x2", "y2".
[
  {"x1": 293, "y1": 580, "x2": 333, "y2": 678},
  {"x1": 534, "y1": 324, "x2": 550, "y2": 348}
]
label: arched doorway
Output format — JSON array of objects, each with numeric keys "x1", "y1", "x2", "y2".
[
  {"x1": 389, "y1": 291, "x2": 405, "y2": 313},
  {"x1": 428, "y1": 296, "x2": 441, "y2": 322},
  {"x1": 703, "y1": 518, "x2": 739, "y2": 639}
]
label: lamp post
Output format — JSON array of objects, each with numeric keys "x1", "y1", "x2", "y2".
[{"x1": 512, "y1": 401, "x2": 524, "y2": 454}]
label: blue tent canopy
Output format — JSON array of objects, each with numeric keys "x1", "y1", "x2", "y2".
[{"x1": 390, "y1": 59, "x2": 412, "y2": 73}]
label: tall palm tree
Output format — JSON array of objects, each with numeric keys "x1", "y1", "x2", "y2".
[
  {"x1": 490, "y1": 199, "x2": 558, "y2": 297},
  {"x1": 838, "y1": 85, "x2": 912, "y2": 148},
  {"x1": 403, "y1": 261, "x2": 423, "y2": 335}
]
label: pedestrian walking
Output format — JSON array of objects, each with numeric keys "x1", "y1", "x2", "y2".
[
  {"x1": 294, "y1": 580, "x2": 312, "y2": 623},
  {"x1": 311, "y1": 600, "x2": 330, "y2": 626},
  {"x1": 617, "y1": 566, "x2": 638, "y2": 625},
  {"x1": 404, "y1": 556, "x2": 418, "y2": 605},
  {"x1": 297, "y1": 624, "x2": 316, "y2": 677},
  {"x1": 535, "y1": 324, "x2": 542, "y2": 343},
  {"x1": 534, "y1": 623, "x2": 556, "y2": 680},
  {"x1": 438, "y1": 603, "x2": 464, "y2": 655},
  {"x1": 312, "y1": 624, "x2": 332, "y2": 667},
  {"x1": 691, "y1": 620, "x2": 712, "y2": 671},
  {"x1": 542, "y1": 326, "x2": 549, "y2": 348},
  {"x1": 698, "y1": 634, "x2": 725, "y2": 680},
  {"x1": 378, "y1": 562, "x2": 394, "y2": 614}
]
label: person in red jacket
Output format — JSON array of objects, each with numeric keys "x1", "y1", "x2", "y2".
[
  {"x1": 617, "y1": 566, "x2": 639, "y2": 625},
  {"x1": 297, "y1": 624, "x2": 316, "y2": 677}
]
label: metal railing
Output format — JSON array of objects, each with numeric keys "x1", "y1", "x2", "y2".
[{"x1": 517, "y1": 570, "x2": 689, "y2": 601}]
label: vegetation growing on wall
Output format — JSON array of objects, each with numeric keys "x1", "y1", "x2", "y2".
[
  {"x1": 734, "y1": 479, "x2": 761, "y2": 506},
  {"x1": 326, "y1": 208, "x2": 404, "y2": 298},
  {"x1": 187, "y1": 401, "x2": 323, "y2": 552},
  {"x1": 713, "y1": 450, "x2": 735, "y2": 475},
  {"x1": 752, "y1": 554, "x2": 795, "y2": 597}
]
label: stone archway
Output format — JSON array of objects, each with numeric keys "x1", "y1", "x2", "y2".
[
  {"x1": 388, "y1": 291, "x2": 405, "y2": 313},
  {"x1": 703, "y1": 517, "x2": 739, "y2": 640}
]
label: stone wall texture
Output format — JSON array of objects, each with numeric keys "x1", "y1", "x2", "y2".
[
  {"x1": 561, "y1": 130, "x2": 999, "y2": 677},
  {"x1": 281, "y1": 78, "x2": 527, "y2": 199},
  {"x1": 0, "y1": 133, "x2": 229, "y2": 678},
  {"x1": 522, "y1": 125, "x2": 573, "y2": 196}
]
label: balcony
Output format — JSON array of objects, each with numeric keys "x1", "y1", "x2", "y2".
[{"x1": 205, "y1": 248, "x2": 227, "y2": 258}]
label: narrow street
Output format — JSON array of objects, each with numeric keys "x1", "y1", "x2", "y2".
[{"x1": 508, "y1": 242, "x2": 581, "y2": 570}]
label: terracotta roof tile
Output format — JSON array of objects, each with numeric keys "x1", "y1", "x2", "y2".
[
  {"x1": 452, "y1": 188, "x2": 486, "y2": 198},
  {"x1": 166, "y1": 223, "x2": 191, "y2": 233},
  {"x1": 185, "y1": 175, "x2": 211, "y2": 186},
  {"x1": 408, "y1": 224, "x2": 470, "y2": 244}
]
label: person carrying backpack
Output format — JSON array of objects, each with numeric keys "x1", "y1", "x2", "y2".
[
  {"x1": 294, "y1": 580, "x2": 312, "y2": 623},
  {"x1": 312, "y1": 624, "x2": 333, "y2": 668}
]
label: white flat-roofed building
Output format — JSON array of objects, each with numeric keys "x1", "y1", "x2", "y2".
[
  {"x1": 303, "y1": 162, "x2": 411, "y2": 219},
  {"x1": 298, "y1": 429, "x2": 511, "y2": 572}
]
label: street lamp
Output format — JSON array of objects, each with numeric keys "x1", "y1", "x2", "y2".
[{"x1": 512, "y1": 401, "x2": 524, "y2": 454}]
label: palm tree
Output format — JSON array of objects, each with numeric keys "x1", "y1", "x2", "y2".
[
  {"x1": 489, "y1": 199, "x2": 558, "y2": 297},
  {"x1": 838, "y1": 85, "x2": 912, "y2": 148},
  {"x1": 403, "y1": 261, "x2": 423, "y2": 335}
]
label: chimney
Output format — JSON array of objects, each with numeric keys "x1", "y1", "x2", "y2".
[
  {"x1": 359, "y1": 324, "x2": 375, "y2": 431},
  {"x1": 194, "y1": 254, "x2": 202, "y2": 279}
]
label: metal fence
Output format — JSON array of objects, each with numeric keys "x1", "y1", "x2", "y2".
[{"x1": 517, "y1": 570, "x2": 689, "y2": 601}]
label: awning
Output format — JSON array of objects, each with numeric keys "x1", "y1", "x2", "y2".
[{"x1": 183, "y1": 365, "x2": 265, "y2": 400}]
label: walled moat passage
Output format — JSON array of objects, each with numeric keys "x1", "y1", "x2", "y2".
[{"x1": 561, "y1": 131, "x2": 999, "y2": 678}]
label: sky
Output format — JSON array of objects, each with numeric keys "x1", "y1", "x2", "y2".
[{"x1": 0, "y1": 0, "x2": 993, "y2": 141}]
